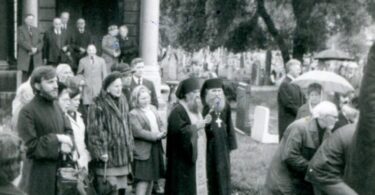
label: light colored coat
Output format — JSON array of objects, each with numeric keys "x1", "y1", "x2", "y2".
[
  {"x1": 101, "y1": 34, "x2": 120, "y2": 72},
  {"x1": 77, "y1": 55, "x2": 107, "y2": 105},
  {"x1": 67, "y1": 112, "x2": 91, "y2": 170}
]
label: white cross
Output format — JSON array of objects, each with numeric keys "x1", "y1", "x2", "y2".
[{"x1": 216, "y1": 118, "x2": 223, "y2": 128}]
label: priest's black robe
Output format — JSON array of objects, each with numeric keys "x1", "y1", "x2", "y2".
[
  {"x1": 344, "y1": 42, "x2": 375, "y2": 195},
  {"x1": 203, "y1": 102, "x2": 238, "y2": 195},
  {"x1": 17, "y1": 95, "x2": 72, "y2": 195},
  {"x1": 165, "y1": 103, "x2": 199, "y2": 195}
]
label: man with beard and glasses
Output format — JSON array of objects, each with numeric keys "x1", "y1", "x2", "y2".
[
  {"x1": 165, "y1": 77, "x2": 212, "y2": 195},
  {"x1": 17, "y1": 66, "x2": 74, "y2": 195},
  {"x1": 200, "y1": 78, "x2": 238, "y2": 195}
]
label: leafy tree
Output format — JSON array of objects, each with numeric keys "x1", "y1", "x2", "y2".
[{"x1": 160, "y1": 0, "x2": 372, "y2": 65}]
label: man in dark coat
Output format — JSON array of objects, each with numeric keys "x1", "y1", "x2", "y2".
[
  {"x1": 70, "y1": 18, "x2": 93, "y2": 73},
  {"x1": 277, "y1": 59, "x2": 306, "y2": 140},
  {"x1": 306, "y1": 122, "x2": 358, "y2": 195},
  {"x1": 43, "y1": 18, "x2": 72, "y2": 66},
  {"x1": 125, "y1": 58, "x2": 158, "y2": 108},
  {"x1": 264, "y1": 101, "x2": 338, "y2": 195},
  {"x1": 17, "y1": 14, "x2": 44, "y2": 81},
  {"x1": 17, "y1": 66, "x2": 74, "y2": 195},
  {"x1": 118, "y1": 25, "x2": 138, "y2": 64},
  {"x1": 165, "y1": 77, "x2": 211, "y2": 195},
  {"x1": 60, "y1": 12, "x2": 72, "y2": 36},
  {"x1": 344, "y1": 42, "x2": 375, "y2": 195},
  {"x1": 201, "y1": 78, "x2": 238, "y2": 195}
]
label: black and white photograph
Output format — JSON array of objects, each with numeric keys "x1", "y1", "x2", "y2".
[{"x1": 0, "y1": 0, "x2": 373, "y2": 194}]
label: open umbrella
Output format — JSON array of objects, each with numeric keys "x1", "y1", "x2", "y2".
[
  {"x1": 314, "y1": 49, "x2": 354, "y2": 61},
  {"x1": 292, "y1": 70, "x2": 354, "y2": 94}
]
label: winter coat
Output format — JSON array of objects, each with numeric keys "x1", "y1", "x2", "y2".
[
  {"x1": 101, "y1": 34, "x2": 120, "y2": 72},
  {"x1": 87, "y1": 91, "x2": 133, "y2": 169},
  {"x1": 306, "y1": 123, "x2": 357, "y2": 195},
  {"x1": 264, "y1": 117, "x2": 328, "y2": 195},
  {"x1": 277, "y1": 76, "x2": 306, "y2": 140},
  {"x1": 17, "y1": 25, "x2": 43, "y2": 71},
  {"x1": 77, "y1": 55, "x2": 107, "y2": 105}
]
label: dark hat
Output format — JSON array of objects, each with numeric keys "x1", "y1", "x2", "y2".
[
  {"x1": 102, "y1": 72, "x2": 123, "y2": 91},
  {"x1": 175, "y1": 77, "x2": 201, "y2": 99},
  {"x1": 111, "y1": 63, "x2": 133, "y2": 74},
  {"x1": 200, "y1": 78, "x2": 224, "y2": 102}
]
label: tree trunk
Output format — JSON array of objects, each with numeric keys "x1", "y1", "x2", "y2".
[
  {"x1": 291, "y1": 0, "x2": 316, "y2": 63},
  {"x1": 257, "y1": 0, "x2": 290, "y2": 70}
]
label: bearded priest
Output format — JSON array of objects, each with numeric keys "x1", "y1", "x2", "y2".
[
  {"x1": 165, "y1": 77, "x2": 211, "y2": 195},
  {"x1": 201, "y1": 78, "x2": 238, "y2": 195}
]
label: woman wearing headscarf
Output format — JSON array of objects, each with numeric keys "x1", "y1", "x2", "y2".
[
  {"x1": 129, "y1": 85, "x2": 166, "y2": 195},
  {"x1": 87, "y1": 72, "x2": 133, "y2": 195}
]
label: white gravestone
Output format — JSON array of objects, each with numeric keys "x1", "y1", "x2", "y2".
[{"x1": 251, "y1": 106, "x2": 278, "y2": 143}]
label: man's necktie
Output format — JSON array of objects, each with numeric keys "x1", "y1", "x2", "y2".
[
  {"x1": 28, "y1": 26, "x2": 32, "y2": 36},
  {"x1": 90, "y1": 56, "x2": 94, "y2": 64}
]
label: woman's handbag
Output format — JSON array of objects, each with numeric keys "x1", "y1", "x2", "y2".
[
  {"x1": 94, "y1": 162, "x2": 117, "y2": 195},
  {"x1": 56, "y1": 139, "x2": 97, "y2": 195},
  {"x1": 56, "y1": 156, "x2": 81, "y2": 195}
]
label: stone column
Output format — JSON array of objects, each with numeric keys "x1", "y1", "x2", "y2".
[
  {"x1": 139, "y1": 0, "x2": 161, "y2": 95},
  {"x1": 23, "y1": 0, "x2": 38, "y2": 27}
]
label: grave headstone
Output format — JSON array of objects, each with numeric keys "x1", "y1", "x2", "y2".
[
  {"x1": 235, "y1": 82, "x2": 251, "y2": 134},
  {"x1": 251, "y1": 105, "x2": 278, "y2": 143}
]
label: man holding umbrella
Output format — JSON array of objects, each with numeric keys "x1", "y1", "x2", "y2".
[{"x1": 277, "y1": 59, "x2": 306, "y2": 140}]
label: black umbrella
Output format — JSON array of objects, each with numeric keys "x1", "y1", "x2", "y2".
[{"x1": 314, "y1": 49, "x2": 354, "y2": 61}]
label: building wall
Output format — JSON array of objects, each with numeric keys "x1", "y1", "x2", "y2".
[
  {"x1": 38, "y1": 0, "x2": 56, "y2": 32},
  {"x1": 123, "y1": 0, "x2": 140, "y2": 43}
]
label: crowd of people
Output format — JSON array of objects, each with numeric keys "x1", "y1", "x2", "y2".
[
  {"x1": 2, "y1": 7, "x2": 368, "y2": 195},
  {"x1": 17, "y1": 11, "x2": 138, "y2": 82},
  {"x1": 5, "y1": 13, "x2": 240, "y2": 194},
  {"x1": 5, "y1": 64, "x2": 238, "y2": 195},
  {"x1": 265, "y1": 59, "x2": 360, "y2": 195}
]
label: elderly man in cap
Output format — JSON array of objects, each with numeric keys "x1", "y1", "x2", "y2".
[
  {"x1": 165, "y1": 77, "x2": 211, "y2": 195},
  {"x1": 264, "y1": 101, "x2": 339, "y2": 195},
  {"x1": 200, "y1": 78, "x2": 238, "y2": 195},
  {"x1": 277, "y1": 59, "x2": 306, "y2": 140}
]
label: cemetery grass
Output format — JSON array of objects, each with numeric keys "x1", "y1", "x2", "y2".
[{"x1": 231, "y1": 88, "x2": 279, "y2": 195}]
